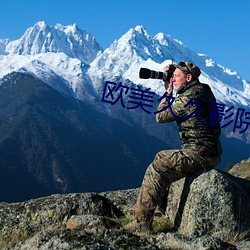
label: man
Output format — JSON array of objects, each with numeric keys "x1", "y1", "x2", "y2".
[{"x1": 124, "y1": 61, "x2": 222, "y2": 233}]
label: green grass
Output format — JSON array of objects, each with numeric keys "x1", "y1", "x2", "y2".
[
  {"x1": 152, "y1": 216, "x2": 174, "y2": 234},
  {"x1": 112, "y1": 216, "x2": 134, "y2": 227},
  {"x1": 113, "y1": 214, "x2": 174, "y2": 234}
]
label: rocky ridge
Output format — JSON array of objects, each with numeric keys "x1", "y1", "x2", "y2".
[{"x1": 1, "y1": 168, "x2": 250, "y2": 249}]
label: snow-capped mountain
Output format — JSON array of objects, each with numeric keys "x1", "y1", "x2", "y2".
[
  {"x1": 0, "y1": 22, "x2": 102, "y2": 101},
  {"x1": 0, "y1": 22, "x2": 250, "y2": 108},
  {"x1": 4, "y1": 21, "x2": 102, "y2": 64},
  {"x1": 0, "y1": 53, "x2": 98, "y2": 101},
  {"x1": 89, "y1": 25, "x2": 250, "y2": 108},
  {"x1": 0, "y1": 22, "x2": 249, "y2": 201}
]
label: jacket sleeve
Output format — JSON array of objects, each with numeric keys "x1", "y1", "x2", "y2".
[
  {"x1": 156, "y1": 94, "x2": 196, "y2": 123},
  {"x1": 155, "y1": 97, "x2": 176, "y2": 123}
]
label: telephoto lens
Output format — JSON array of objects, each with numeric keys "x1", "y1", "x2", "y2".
[
  {"x1": 139, "y1": 68, "x2": 167, "y2": 80},
  {"x1": 139, "y1": 65, "x2": 176, "y2": 82}
]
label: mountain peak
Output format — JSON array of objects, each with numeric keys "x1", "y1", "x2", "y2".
[
  {"x1": 134, "y1": 25, "x2": 147, "y2": 34},
  {"x1": 89, "y1": 25, "x2": 164, "y2": 78},
  {"x1": 34, "y1": 21, "x2": 48, "y2": 29},
  {"x1": 111, "y1": 25, "x2": 162, "y2": 60},
  {"x1": 5, "y1": 21, "x2": 102, "y2": 64},
  {"x1": 54, "y1": 23, "x2": 79, "y2": 33},
  {"x1": 125, "y1": 25, "x2": 150, "y2": 41}
]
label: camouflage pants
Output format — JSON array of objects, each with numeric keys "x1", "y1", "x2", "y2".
[{"x1": 134, "y1": 149, "x2": 220, "y2": 222}]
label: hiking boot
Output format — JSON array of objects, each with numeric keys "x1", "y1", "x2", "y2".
[{"x1": 124, "y1": 219, "x2": 152, "y2": 234}]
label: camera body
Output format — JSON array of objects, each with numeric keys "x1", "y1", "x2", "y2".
[{"x1": 139, "y1": 65, "x2": 176, "y2": 82}]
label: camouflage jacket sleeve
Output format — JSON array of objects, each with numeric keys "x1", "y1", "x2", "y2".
[{"x1": 155, "y1": 94, "x2": 197, "y2": 123}]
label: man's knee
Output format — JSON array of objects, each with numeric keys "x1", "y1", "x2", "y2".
[
  {"x1": 154, "y1": 149, "x2": 172, "y2": 160},
  {"x1": 153, "y1": 150, "x2": 176, "y2": 169}
]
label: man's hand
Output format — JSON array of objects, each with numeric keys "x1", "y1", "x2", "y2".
[{"x1": 163, "y1": 65, "x2": 174, "y2": 93}]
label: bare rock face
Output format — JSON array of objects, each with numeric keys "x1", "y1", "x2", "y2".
[{"x1": 0, "y1": 169, "x2": 250, "y2": 249}]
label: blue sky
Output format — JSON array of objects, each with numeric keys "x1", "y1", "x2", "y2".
[{"x1": 1, "y1": 0, "x2": 250, "y2": 81}]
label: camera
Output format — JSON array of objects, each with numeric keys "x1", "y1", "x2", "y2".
[{"x1": 139, "y1": 64, "x2": 176, "y2": 82}]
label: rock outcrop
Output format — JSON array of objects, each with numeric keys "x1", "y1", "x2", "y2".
[
  {"x1": 1, "y1": 169, "x2": 250, "y2": 249},
  {"x1": 229, "y1": 158, "x2": 250, "y2": 180},
  {"x1": 165, "y1": 169, "x2": 250, "y2": 240}
]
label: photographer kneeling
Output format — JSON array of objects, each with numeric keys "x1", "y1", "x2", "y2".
[{"x1": 124, "y1": 61, "x2": 222, "y2": 233}]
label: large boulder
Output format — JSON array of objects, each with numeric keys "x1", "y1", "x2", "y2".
[{"x1": 165, "y1": 169, "x2": 250, "y2": 241}]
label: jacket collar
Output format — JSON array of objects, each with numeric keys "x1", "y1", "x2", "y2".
[{"x1": 176, "y1": 79, "x2": 200, "y2": 95}]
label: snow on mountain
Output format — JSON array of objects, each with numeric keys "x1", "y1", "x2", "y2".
[
  {"x1": 88, "y1": 26, "x2": 165, "y2": 86},
  {"x1": 0, "y1": 22, "x2": 103, "y2": 102},
  {"x1": 88, "y1": 25, "x2": 250, "y2": 108},
  {"x1": 0, "y1": 52, "x2": 98, "y2": 102},
  {"x1": 0, "y1": 39, "x2": 9, "y2": 55},
  {"x1": 5, "y1": 21, "x2": 102, "y2": 64},
  {"x1": 0, "y1": 22, "x2": 249, "y2": 110}
]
